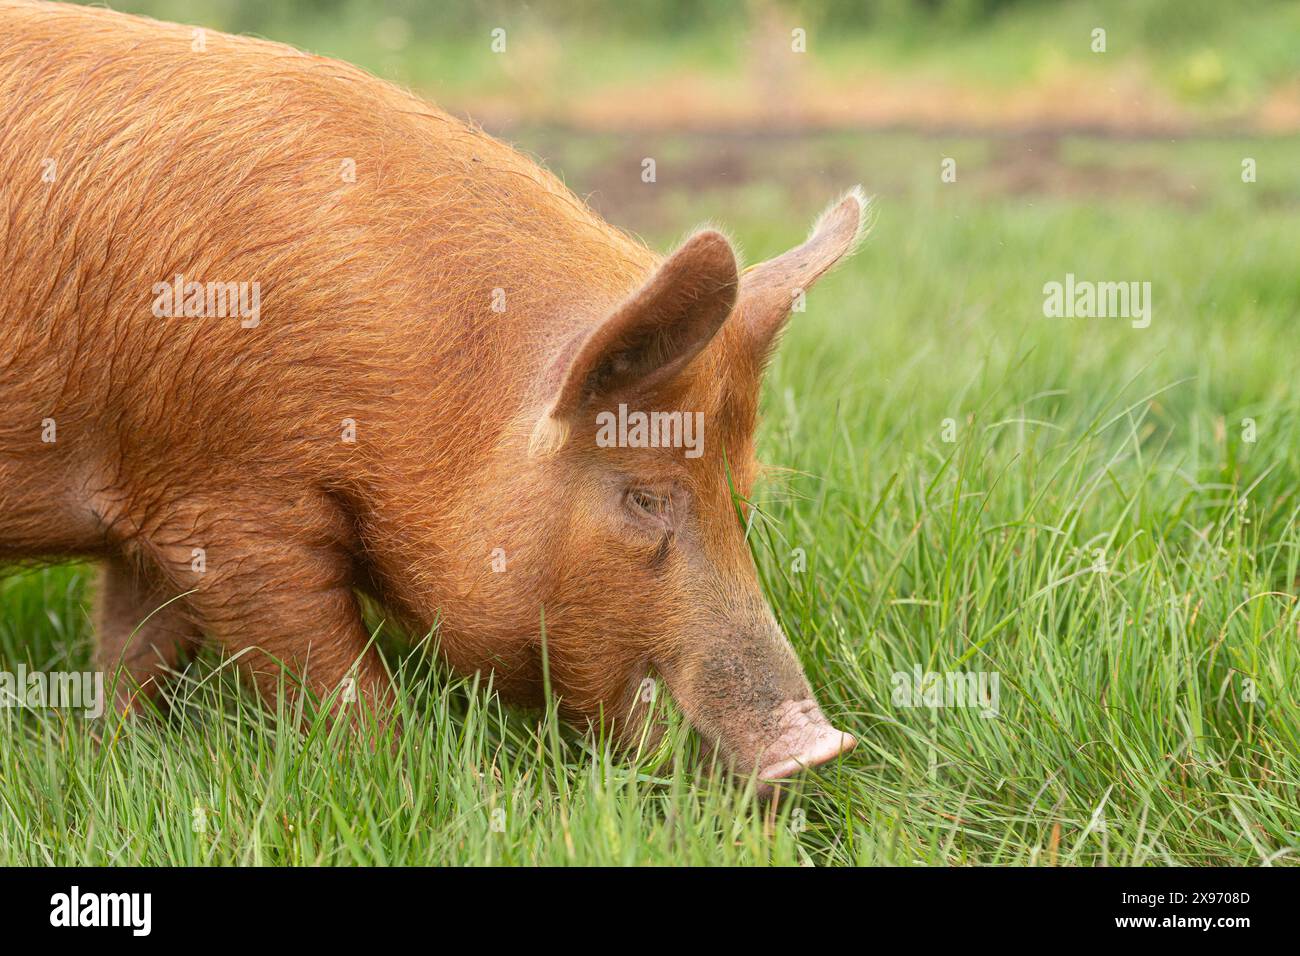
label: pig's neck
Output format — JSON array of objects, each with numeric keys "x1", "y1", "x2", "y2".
[{"x1": 342, "y1": 246, "x2": 652, "y2": 653}]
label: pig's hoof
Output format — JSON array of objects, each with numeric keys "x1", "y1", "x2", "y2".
[{"x1": 757, "y1": 698, "x2": 857, "y2": 784}]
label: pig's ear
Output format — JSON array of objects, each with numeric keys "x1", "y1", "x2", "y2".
[
  {"x1": 530, "y1": 229, "x2": 738, "y2": 457},
  {"x1": 739, "y1": 185, "x2": 869, "y2": 359}
]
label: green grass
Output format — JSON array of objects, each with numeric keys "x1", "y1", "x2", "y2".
[
  {"x1": 2, "y1": 130, "x2": 1298, "y2": 865},
  {"x1": 97, "y1": 0, "x2": 1300, "y2": 111}
]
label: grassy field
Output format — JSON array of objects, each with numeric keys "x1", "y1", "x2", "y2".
[
  {"x1": 102, "y1": 0, "x2": 1300, "y2": 115},
  {"x1": 2, "y1": 122, "x2": 1297, "y2": 865}
]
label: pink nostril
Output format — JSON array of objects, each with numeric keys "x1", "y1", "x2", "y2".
[{"x1": 758, "y1": 724, "x2": 857, "y2": 782}]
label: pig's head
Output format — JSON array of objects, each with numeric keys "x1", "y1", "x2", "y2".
[{"x1": 453, "y1": 189, "x2": 867, "y2": 794}]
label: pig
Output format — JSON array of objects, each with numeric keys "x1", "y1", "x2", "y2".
[{"x1": 0, "y1": 0, "x2": 861, "y2": 790}]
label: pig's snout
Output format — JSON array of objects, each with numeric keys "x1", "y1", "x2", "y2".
[
  {"x1": 758, "y1": 699, "x2": 857, "y2": 785},
  {"x1": 657, "y1": 622, "x2": 857, "y2": 796}
]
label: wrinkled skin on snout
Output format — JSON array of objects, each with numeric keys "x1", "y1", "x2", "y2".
[{"x1": 444, "y1": 191, "x2": 868, "y2": 794}]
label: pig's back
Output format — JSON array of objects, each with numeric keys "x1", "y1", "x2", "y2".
[{"x1": 0, "y1": 0, "x2": 656, "y2": 499}]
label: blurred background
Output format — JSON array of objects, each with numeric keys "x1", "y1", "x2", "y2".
[{"x1": 74, "y1": 0, "x2": 1300, "y2": 238}]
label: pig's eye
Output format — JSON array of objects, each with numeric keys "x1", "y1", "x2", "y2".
[{"x1": 625, "y1": 488, "x2": 674, "y2": 529}]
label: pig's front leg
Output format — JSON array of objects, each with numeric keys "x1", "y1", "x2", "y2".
[
  {"x1": 120, "y1": 492, "x2": 392, "y2": 723},
  {"x1": 201, "y1": 576, "x2": 393, "y2": 723},
  {"x1": 546, "y1": 652, "x2": 665, "y2": 757}
]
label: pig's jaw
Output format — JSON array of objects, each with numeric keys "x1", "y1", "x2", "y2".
[{"x1": 756, "y1": 698, "x2": 857, "y2": 784}]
